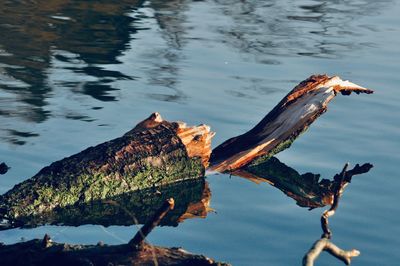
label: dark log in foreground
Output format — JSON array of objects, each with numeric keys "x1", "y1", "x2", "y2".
[
  {"x1": 0, "y1": 178, "x2": 211, "y2": 230},
  {"x1": 0, "y1": 199, "x2": 228, "y2": 266},
  {"x1": 209, "y1": 75, "x2": 373, "y2": 172},
  {"x1": 0, "y1": 113, "x2": 214, "y2": 222},
  {"x1": 0, "y1": 240, "x2": 228, "y2": 266},
  {"x1": 303, "y1": 163, "x2": 372, "y2": 266}
]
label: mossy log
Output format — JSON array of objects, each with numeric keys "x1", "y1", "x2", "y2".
[
  {"x1": 209, "y1": 75, "x2": 373, "y2": 172},
  {"x1": 0, "y1": 74, "x2": 372, "y2": 227},
  {"x1": 0, "y1": 113, "x2": 214, "y2": 222}
]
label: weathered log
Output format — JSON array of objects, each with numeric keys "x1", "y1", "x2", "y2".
[
  {"x1": 209, "y1": 75, "x2": 373, "y2": 172},
  {"x1": 0, "y1": 178, "x2": 211, "y2": 230},
  {"x1": 0, "y1": 112, "x2": 214, "y2": 222},
  {"x1": 0, "y1": 74, "x2": 372, "y2": 227}
]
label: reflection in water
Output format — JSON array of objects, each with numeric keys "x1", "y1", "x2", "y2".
[
  {"x1": 1, "y1": 178, "x2": 212, "y2": 230},
  {"x1": 0, "y1": 0, "x2": 390, "y2": 145},
  {"x1": 213, "y1": 0, "x2": 388, "y2": 61},
  {"x1": 0, "y1": 0, "x2": 142, "y2": 143},
  {"x1": 231, "y1": 157, "x2": 372, "y2": 209},
  {"x1": 142, "y1": 0, "x2": 190, "y2": 103}
]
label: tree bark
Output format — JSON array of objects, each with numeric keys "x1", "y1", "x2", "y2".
[{"x1": 0, "y1": 112, "x2": 214, "y2": 222}]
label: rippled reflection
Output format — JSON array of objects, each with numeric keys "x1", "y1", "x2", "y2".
[
  {"x1": 0, "y1": 0, "x2": 391, "y2": 146},
  {"x1": 213, "y1": 0, "x2": 388, "y2": 61},
  {"x1": 0, "y1": 0, "x2": 142, "y2": 143}
]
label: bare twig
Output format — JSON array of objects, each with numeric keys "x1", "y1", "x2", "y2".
[
  {"x1": 129, "y1": 198, "x2": 175, "y2": 250},
  {"x1": 303, "y1": 238, "x2": 360, "y2": 266},
  {"x1": 303, "y1": 163, "x2": 372, "y2": 266}
]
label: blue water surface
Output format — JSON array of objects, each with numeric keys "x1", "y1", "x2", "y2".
[{"x1": 0, "y1": 0, "x2": 399, "y2": 265}]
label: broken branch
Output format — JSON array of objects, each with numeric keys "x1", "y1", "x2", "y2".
[{"x1": 209, "y1": 75, "x2": 373, "y2": 172}]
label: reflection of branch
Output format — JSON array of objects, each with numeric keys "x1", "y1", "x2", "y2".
[
  {"x1": 303, "y1": 163, "x2": 372, "y2": 266},
  {"x1": 129, "y1": 198, "x2": 175, "y2": 250}
]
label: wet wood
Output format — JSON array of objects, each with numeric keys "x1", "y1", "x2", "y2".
[
  {"x1": 0, "y1": 112, "x2": 214, "y2": 222},
  {"x1": 0, "y1": 236, "x2": 228, "y2": 266},
  {"x1": 209, "y1": 75, "x2": 373, "y2": 172}
]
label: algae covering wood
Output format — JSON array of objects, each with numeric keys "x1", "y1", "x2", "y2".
[
  {"x1": 209, "y1": 75, "x2": 373, "y2": 172},
  {"x1": 0, "y1": 113, "x2": 214, "y2": 222}
]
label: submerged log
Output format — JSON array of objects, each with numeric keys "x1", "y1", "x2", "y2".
[
  {"x1": 0, "y1": 112, "x2": 214, "y2": 222},
  {"x1": 209, "y1": 75, "x2": 373, "y2": 172}
]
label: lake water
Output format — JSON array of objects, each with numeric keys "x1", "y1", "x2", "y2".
[{"x1": 0, "y1": 0, "x2": 399, "y2": 265}]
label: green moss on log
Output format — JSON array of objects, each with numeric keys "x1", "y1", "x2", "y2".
[{"x1": 0, "y1": 121, "x2": 205, "y2": 221}]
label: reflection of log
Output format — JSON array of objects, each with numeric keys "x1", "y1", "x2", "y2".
[
  {"x1": 209, "y1": 75, "x2": 373, "y2": 172},
  {"x1": 0, "y1": 198, "x2": 228, "y2": 266},
  {"x1": 1, "y1": 178, "x2": 211, "y2": 229},
  {"x1": 232, "y1": 157, "x2": 373, "y2": 209},
  {"x1": 232, "y1": 157, "x2": 333, "y2": 208},
  {"x1": 303, "y1": 163, "x2": 372, "y2": 266},
  {"x1": 0, "y1": 112, "x2": 214, "y2": 222}
]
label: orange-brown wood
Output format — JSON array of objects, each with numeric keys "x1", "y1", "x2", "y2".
[{"x1": 209, "y1": 75, "x2": 373, "y2": 172}]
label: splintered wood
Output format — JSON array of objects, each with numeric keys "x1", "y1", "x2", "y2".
[
  {"x1": 176, "y1": 122, "x2": 215, "y2": 168},
  {"x1": 209, "y1": 75, "x2": 373, "y2": 172}
]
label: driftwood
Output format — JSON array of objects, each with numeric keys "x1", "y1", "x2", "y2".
[
  {"x1": 0, "y1": 112, "x2": 214, "y2": 222},
  {"x1": 0, "y1": 74, "x2": 372, "y2": 229},
  {"x1": 209, "y1": 75, "x2": 373, "y2": 172},
  {"x1": 303, "y1": 163, "x2": 372, "y2": 266},
  {"x1": 0, "y1": 199, "x2": 228, "y2": 266}
]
